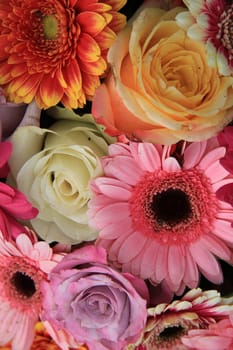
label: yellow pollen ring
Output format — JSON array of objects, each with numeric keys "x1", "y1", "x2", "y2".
[{"x1": 42, "y1": 14, "x2": 58, "y2": 40}]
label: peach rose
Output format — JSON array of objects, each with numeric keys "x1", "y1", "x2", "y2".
[{"x1": 92, "y1": 5, "x2": 233, "y2": 145}]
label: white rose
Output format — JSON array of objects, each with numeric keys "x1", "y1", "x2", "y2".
[{"x1": 9, "y1": 108, "x2": 113, "y2": 244}]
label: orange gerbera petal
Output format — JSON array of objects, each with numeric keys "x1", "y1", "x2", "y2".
[
  {"x1": 82, "y1": 74, "x2": 100, "y2": 96},
  {"x1": 109, "y1": 11, "x2": 127, "y2": 32},
  {"x1": 10, "y1": 63, "x2": 28, "y2": 78},
  {"x1": 77, "y1": 12, "x2": 108, "y2": 36},
  {"x1": 76, "y1": 0, "x2": 99, "y2": 12},
  {"x1": 0, "y1": 0, "x2": 126, "y2": 109},
  {"x1": 0, "y1": 64, "x2": 14, "y2": 84},
  {"x1": 95, "y1": 27, "x2": 116, "y2": 50},
  {"x1": 62, "y1": 59, "x2": 82, "y2": 94},
  {"x1": 79, "y1": 56, "x2": 107, "y2": 75},
  {"x1": 77, "y1": 33, "x2": 101, "y2": 62},
  {"x1": 105, "y1": 0, "x2": 127, "y2": 11},
  {"x1": 86, "y1": 3, "x2": 112, "y2": 13},
  {"x1": 39, "y1": 74, "x2": 64, "y2": 109}
]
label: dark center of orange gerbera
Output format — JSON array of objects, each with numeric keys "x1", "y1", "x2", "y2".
[{"x1": 42, "y1": 14, "x2": 58, "y2": 40}]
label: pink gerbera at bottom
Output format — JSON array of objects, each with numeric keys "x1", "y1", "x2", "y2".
[
  {"x1": 137, "y1": 288, "x2": 233, "y2": 350},
  {"x1": 88, "y1": 139, "x2": 233, "y2": 293},
  {"x1": 182, "y1": 313, "x2": 233, "y2": 350},
  {"x1": 0, "y1": 232, "x2": 64, "y2": 350}
]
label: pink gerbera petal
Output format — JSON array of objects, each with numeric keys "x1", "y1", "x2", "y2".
[{"x1": 182, "y1": 315, "x2": 233, "y2": 350}]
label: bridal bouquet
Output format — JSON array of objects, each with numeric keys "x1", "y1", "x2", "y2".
[{"x1": 0, "y1": 0, "x2": 233, "y2": 349}]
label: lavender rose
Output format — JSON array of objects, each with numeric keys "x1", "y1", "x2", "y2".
[{"x1": 41, "y1": 245, "x2": 149, "y2": 350}]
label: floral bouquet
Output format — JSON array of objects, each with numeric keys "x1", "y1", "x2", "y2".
[{"x1": 0, "y1": 0, "x2": 233, "y2": 349}]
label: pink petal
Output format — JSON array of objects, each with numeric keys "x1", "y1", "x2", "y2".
[
  {"x1": 100, "y1": 219, "x2": 132, "y2": 239},
  {"x1": 103, "y1": 156, "x2": 143, "y2": 185},
  {"x1": 183, "y1": 250, "x2": 200, "y2": 289},
  {"x1": 127, "y1": 250, "x2": 144, "y2": 277},
  {"x1": 200, "y1": 234, "x2": 231, "y2": 261},
  {"x1": 88, "y1": 193, "x2": 115, "y2": 208},
  {"x1": 34, "y1": 241, "x2": 52, "y2": 260},
  {"x1": 212, "y1": 219, "x2": 233, "y2": 244},
  {"x1": 140, "y1": 241, "x2": 160, "y2": 279},
  {"x1": 16, "y1": 234, "x2": 33, "y2": 257},
  {"x1": 12, "y1": 314, "x2": 36, "y2": 350},
  {"x1": 91, "y1": 202, "x2": 130, "y2": 228},
  {"x1": 168, "y1": 245, "x2": 185, "y2": 292},
  {"x1": 189, "y1": 240, "x2": 223, "y2": 284},
  {"x1": 118, "y1": 232, "x2": 147, "y2": 263},
  {"x1": 39, "y1": 260, "x2": 58, "y2": 273},
  {"x1": 153, "y1": 246, "x2": 168, "y2": 283},
  {"x1": 204, "y1": 161, "x2": 229, "y2": 183},
  {"x1": 199, "y1": 147, "x2": 226, "y2": 170},
  {"x1": 94, "y1": 177, "x2": 132, "y2": 200},
  {"x1": 134, "y1": 143, "x2": 161, "y2": 172},
  {"x1": 183, "y1": 141, "x2": 207, "y2": 168},
  {"x1": 108, "y1": 233, "x2": 130, "y2": 262},
  {"x1": 212, "y1": 178, "x2": 233, "y2": 192},
  {"x1": 162, "y1": 157, "x2": 181, "y2": 172},
  {"x1": 108, "y1": 143, "x2": 131, "y2": 157},
  {"x1": 182, "y1": 335, "x2": 232, "y2": 350}
]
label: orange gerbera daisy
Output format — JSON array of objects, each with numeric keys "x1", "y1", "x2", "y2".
[{"x1": 0, "y1": 0, "x2": 126, "y2": 109}]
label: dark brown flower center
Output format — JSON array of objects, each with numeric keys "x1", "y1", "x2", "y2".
[
  {"x1": 151, "y1": 188, "x2": 192, "y2": 226},
  {"x1": 129, "y1": 169, "x2": 218, "y2": 244},
  {"x1": 158, "y1": 325, "x2": 185, "y2": 341},
  {"x1": 11, "y1": 271, "x2": 36, "y2": 298}
]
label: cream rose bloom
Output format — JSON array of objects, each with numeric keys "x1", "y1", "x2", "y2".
[
  {"x1": 8, "y1": 108, "x2": 114, "y2": 244},
  {"x1": 92, "y1": 5, "x2": 233, "y2": 145}
]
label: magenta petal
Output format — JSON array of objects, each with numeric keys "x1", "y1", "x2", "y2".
[{"x1": 216, "y1": 183, "x2": 233, "y2": 207}]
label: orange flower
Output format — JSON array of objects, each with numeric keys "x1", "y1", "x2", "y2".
[
  {"x1": 0, "y1": 0, "x2": 126, "y2": 109},
  {"x1": 0, "y1": 322, "x2": 88, "y2": 350}
]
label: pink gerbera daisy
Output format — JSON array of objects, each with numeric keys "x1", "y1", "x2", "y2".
[
  {"x1": 182, "y1": 313, "x2": 233, "y2": 350},
  {"x1": 0, "y1": 232, "x2": 64, "y2": 350},
  {"x1": 88, "y1": 139, "x2": 233, "y2": 293},
  {"x1": 176, "y1": 0, "x2": 233, "y2": 75},
  {"x1": 138, "y1": 288, "x2": 233, "y2": 350}
]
